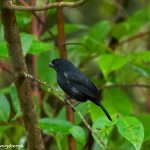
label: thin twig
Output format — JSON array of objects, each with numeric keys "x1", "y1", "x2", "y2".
[
  {"x1": 0, "y1": 61, "x2": 11, "y2": 74},
  {"x1": 18, "y1": 0, "x2": 56, "y2": 41},
  {"x1": 102, "y1": 84, "x2": 150, "y2": 89},
  {"x1": 3, "y1": 0, "x2": 87, "y2": 11},
  {"x1": 24, "y1": 72, "x2": 63, "y2": 96},
  {"x1": 118, "y1": 30, "x2": 150, "y2": 46}
]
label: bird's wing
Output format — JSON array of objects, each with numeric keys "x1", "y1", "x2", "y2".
[{"x1": 64, "y1": 71, "x2": 99, "y2": 100}]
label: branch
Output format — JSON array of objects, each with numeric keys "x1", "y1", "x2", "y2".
[
  {"x1": 3, "y1": 0, "x2": 87, "y2": 11},
  {"x1": 24, "y1": 72, "x2": 107, "y2": 149}
]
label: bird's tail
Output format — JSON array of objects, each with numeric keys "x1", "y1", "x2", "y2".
[{"x1": 95, "y1": 100, "x2": 112, "y2": 121}]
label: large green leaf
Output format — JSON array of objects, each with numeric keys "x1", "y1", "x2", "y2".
[
  {"x1": 29, "y1": 41, "x2": 53, "y2": 54},
  {"x1": 69, "y1": 126, "x2": 86, "y2": 145},
  {"x1": 37, "y1": 50, "x2": 58, "y2": 85},
  {"x1": 92, "y1": 116, "x2": 118, "y2": 129},
  {"x1": 39, "y1": 118, "x2": 73, "y2": 135},
  {"x1": 0, "y1": 33, "x2": 35, "y2": 57},
  {"x1": 92, "y1": 116, "x2": 118, "y2": 145},
  {"x1": 83, "y1": 36, "x2": 110, "y2": 54},
  {"x1": 116, "y1": 117, "x2": 144, "y2": 150},
  {"x1": 0, "y1": 32, "x2": 52, "y2": 56},
  {"x1": 111, "y1": 9, "x2": 149, "y2": 39},
  {"x1": 16, "y1": 12, "x2": 31, "y2": 29},
  {"x1": 88, "y1": 20, "x2": 111, "y2": 42},
  {"x1": 0, "y1": 93, "x2": 10, "y2": 122},
  {"x1": 90, "y1": 88, "x2": 132, "y2": 121},
  {"x1": 103, "y1": 88, "x2": 132, "y2": 115},
  {"x1": 99, "y1": 54, "x2": 128, "y2": 78},
  {"x1": 21, "y1": 33, "x2": 34, "y2": 55}
]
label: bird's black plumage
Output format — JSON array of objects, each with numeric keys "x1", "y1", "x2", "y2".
[{"x1": 49, "y1": 58, "x2": 112, "y2": 121}]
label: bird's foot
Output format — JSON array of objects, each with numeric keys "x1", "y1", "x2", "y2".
[
  {"x1": 64, "y1": 96, "x2": 70, "y2": 104},
  {"x1": 73, "y1": 102, "x2": 80, "y2": 107},
  {"x1": 70, "y1": 105, "x2": 75, "y2": 112}
]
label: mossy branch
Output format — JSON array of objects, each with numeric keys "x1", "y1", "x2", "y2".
[{"x1": 2, "y1": 0, "x2": 87, "y2": 11}]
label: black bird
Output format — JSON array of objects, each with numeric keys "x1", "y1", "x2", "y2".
[{"x1": 49, "y1": 58, "x2": 112, "y2": 121}]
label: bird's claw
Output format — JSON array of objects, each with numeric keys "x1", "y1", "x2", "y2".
[{"x1": 70, "y1": 105, "x2": 75, "y2": 112}]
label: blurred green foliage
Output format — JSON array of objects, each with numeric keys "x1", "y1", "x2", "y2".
[{"x1": 0, "y1": 0, "x2": 150, "y2": 150}]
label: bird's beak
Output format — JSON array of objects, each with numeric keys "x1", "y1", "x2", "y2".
[{"x1": 49, "y1": 62, "x2": 54, "y2": 68}]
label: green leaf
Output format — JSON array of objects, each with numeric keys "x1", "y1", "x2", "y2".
[
  {"x1": 51, "y1": 23, "x2": 87, "y2": 35},
  {"x1": 29, "y1": 41, "x2": 52, "y2": 54},
  {"x1": 111, "y1": 9, "x2": 149, "y2": 39},
  {"x1": 0, "y1": 42, "x2": 8, "y2": 58},
  {"x1": 116, "y1": 117, "x2": 144, "y2": 150},
  {"x1": 69, "y1": 126, "x2": 86, "y2": 145},
  {"x1": 10, "y1": 85, "x2": 21, "y2": 119},
  {"x1": 16, "y1": 12, "x2": 31, "y2": 29},
  {"x1": 83, "y1": 36, "x2": 110, "y2": 54},
  {"x1": 137, "y1": 114, "x2": 150, "y2": 141},
  {"x1": 92, "y1": 116, "x2": 118, "y2": 129},
  {"x1": 92, "y1": 116, "x2": 118, "y2": 145},
  {"x1": 39, "y1": 118, "x2": 73, "y2": 135},
  {"x1": 111, "y1": 22, "x2": 129, "y2": 39},
  {"x1": 37, "y1": 51, "x2": 58, "y2": 85},
  {"x1": 130, "y1": 51, "x2": 150, "y2": 62},
  {"x1": 129, "y1": 64, "x2": 150, "y2": 77},
  {"x1": 103, "y1": 88, "x2": 132, "y2": 115},
  {"x1": 0, "y1": 93, "x2": 10, "y2": 122},
  {"x1": 0, "y1": 125, "x2": 11, "y2": 134},
  {"x1": 127, "y1": 9, "x2": 148, "y2": 28},
  {"x1": 88, "y1": 20, "x2": 111, "y2": 42},
  {"x1": 90, "y1": 88, "x2": 132, "y2": 121},
  {"x1": 99, "y1": 54, "x2": 128, "y2": 78},
  {"x1": 21, "y1": 33, "x2": 34, "y2": 55}
]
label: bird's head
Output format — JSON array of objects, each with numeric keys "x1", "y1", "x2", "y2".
[{"x1": 49, "y1": 58, "x2": 73, "y2": 72}]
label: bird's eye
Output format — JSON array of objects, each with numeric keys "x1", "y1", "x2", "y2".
[{"x1": 52, "y1": 60, "x2": 58, "y2": 65}]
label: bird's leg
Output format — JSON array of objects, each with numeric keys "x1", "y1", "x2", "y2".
[
  {"x1": 73, "y1": 102, "x2": 80, "y2": 107},
  {"x1": 64, "y1": 95, "x2": 71, "y2": 105},
  {"x1": 64, "y1": 96, "x2": 69, "y2": 104},
  {"x1": 70, "y1": 102, "x2": 81, "y2": 112}
]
